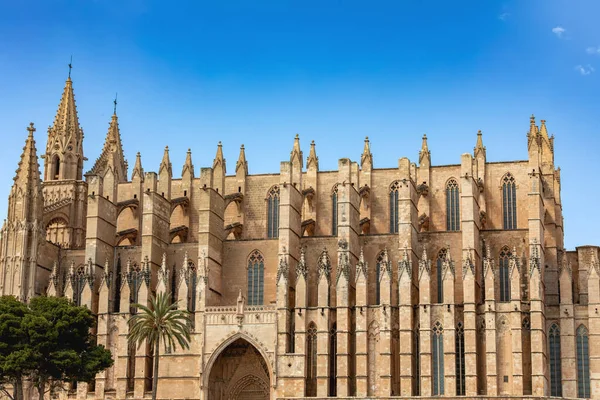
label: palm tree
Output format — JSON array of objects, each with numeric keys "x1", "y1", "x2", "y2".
[{"x1": 127, "y1": 292, "x2": 191, "y2": 400}]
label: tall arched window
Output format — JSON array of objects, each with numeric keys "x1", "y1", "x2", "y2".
[
  {"x1": 114, "y1": 257, "x2": 122, "y2": 312},
  {"x1": 502, "y1": 173, "x2": 517, "y2": 230},
  {"x1": 389, "y1": 181, "x2": 400, "y2": 233},
  {"x1": 415, "y1": 325, "x2": 421, "y2": 396},
  {"x1": 73, "y1": 266, "x2": 86, "y2": 306},
  {"x1": 329, "y1": 324, "x2": 337, "y2": 397},
  {"x1": 499, "y1": 247, "x2": 511, "y2": 302},
  {"x1": 436, "y1": 249, "x2": 447, "y2": 303},
  {"x1": 455, "y1": 322, "x2": 466, "y2": 396},
  {"x1": 549, "y1": 324, "x2": 562, "y2": 397},
  {"x1": 375, "y1": 251, "x2": 385, "y2": 305},
  {"x1": 577, "y1": 325, "x2": 590, "y2": 398},
  {"x1": 446, "y1": 179, "x2": 460, "y2": 231},
  {"x1": 188, "y1": 261, "x2": 197, "y2": 313},
  {"x1": 306, "y1": 323, "x2": 317, "y2": 397},
  {"x1": 267, "y1": 185, "x2": 280, "y2": 238},
  {"x1": 432, "y1": 321, "x2": 445, "y2": 395},
  {"x1": 332, "y1": 184, "x2": 338, "y2": 236},
  {"x1": 129, "y1": 263, "x2": 142, "y2": 314},
  {"x1": 247, "y1": 250, "x2": 264, "y2": 305},
  {"x1": 52, "y1": 154, "x2": 61, "y2": 180}
]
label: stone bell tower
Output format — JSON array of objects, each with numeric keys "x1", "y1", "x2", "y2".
[{"x1": 40, "y1": 71, "x2": 88, "y2": 249}]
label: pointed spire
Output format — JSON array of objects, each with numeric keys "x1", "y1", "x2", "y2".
[
  {"x1": 131, "y1": 152, "x2": 144, "y2": 181},
  {"x1": 87, "y1": 111, "x2": 127, "y2": 181},
  {"x1": 529, "y1": 114, "x2": 538, "y2": 136},
  {"x1": 213, "y1": 141, "x2": 225, "y2": 169},
  {"x1": 419, "y1": 248, "x2": 431, "y2": 278},
  {"x1": 398, "y1": 245, "x2": 412, "y2": 280},
  {"x1": 182, "y1": 148, "x2": 194, "y2": 178},
  {"x1": 13, "y1": 123, "x2": 42, "y2": 187},
  {"x1": 419, "y1": 134, "x2": 431, "y2": 166},
  {"x1": 50, "y1": 77, "x2": 81, "y2": 140},
  {"x1": 540, "y1": 119, "x2": 549, "y2": 139},
  {"x1": 474, "y1": 130, "x2": 486, "y2": 158},
  {"x1": 307, "y1": 140, "x2": 319, "y2": 170},
  {"x1": 296, "y1": 247, "x2": 308, "y2": 281},
  {"x1": 290, "y1": 134, "x2": 303, "y2": 168},
  {"x1": 159, "y1": 146, "x2": 172, "y2": 176},
  {"x1": 484, "y1": 243, "x2": 495, "y2": 277},
  {"x1": 236, "y1": 144, "x2": 248, "y2": 175},
  {"x1": 360, "y1": 136, "x2": 373, "y2": 168},
  {"x1": 356, "y1": 247, "x2": 368, "y2": 281}
]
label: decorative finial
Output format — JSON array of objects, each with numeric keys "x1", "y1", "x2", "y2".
[
  {"x1": 295, "y1": 133, "x2": 299, "y2": 139},
  {"x1": 113, "y1": 93, "x2": 118, "y2": 115},
  {"x1": 68, "y1": 55, "x2": 73, "y2": 79},
  {"x1": 27, "y1": 122, "x2": 36, "y2": 136}
]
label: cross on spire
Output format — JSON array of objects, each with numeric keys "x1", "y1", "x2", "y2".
[
  {"x1": 27, "y1": 122, "x2": 36, "y2": 135},
  {"x1": 113, "y1": 93, "x2": 118, "y2": 115},
  {"x1": 68, "y1": 55, "x2": 73, "y2": 79}
]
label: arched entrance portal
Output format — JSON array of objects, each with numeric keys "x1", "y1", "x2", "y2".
[{"x1": 207, "y1": 338, "x2": 271, "y2": 400}]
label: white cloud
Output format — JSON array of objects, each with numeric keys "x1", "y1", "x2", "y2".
[
  {"x1": 552, "y1": 26, "x2": 566, "y2": 38},
  {"x1": 575, "y1": 64, "x2": 595, "y2": 75},
  {"x1": 498, "y1": 12, "x2": 510, "y2": 21},
  {"x1": 586, "y1": 46, "x2": 600, "y2": 55}
]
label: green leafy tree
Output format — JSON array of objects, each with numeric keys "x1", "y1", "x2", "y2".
[
  {"x1": 25, "y1": 296, "x2": 113, "y2": 400},
  {"x1": 128, "y1": 292, "x2": 191, "y2": 400},
  {"x1": 0, "y1": 296, "x2": 113, "y2": 400},
  {"x1": 0, "y1": 296, "x2": 33, "y2": 400}
]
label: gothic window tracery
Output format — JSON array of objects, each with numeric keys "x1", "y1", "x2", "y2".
[
  {"x1": 455, "y1": 322, "x2": 466, "y2": 395},
  {"x1": 435, "y1": 249, "x2": 447, "y2": 303},
  {"x1": 549, "y1": 323, "x2": 562, "y2": 397},
  {"x1": 306, "y1": 323, "x2": 317, "y2": 397},
  {"x1": 577, "y1": 325, "x2": 590, "y2": 398},
  {"x1": 188, "y1": 261, "x2": 197, "y2": 313},
  {"x1": 389, "y1": 181, "x2": 400, "y2": 233},
  {"x1": 499, "y1": 246, "x2": 511, "y2": 302},
  {"x1": 267, "y1": 186, "x2": 280, "y2": 238},
  {"x1": 446, "y1": 179, "x2": 460, "y2": 231},
  {"x1": 375, "y1": 251, "x2": 386, "y2": 305},
  {"x1": 432, "y1": 321, "x2": 445, "y2": 395},
  {"x1": 332, "y1": 184, "x2": 338, "y2": 236},
  {"x1": 502, "y1": 173, "x2": 517, "y2": 230},
  {"x1": 329, "y1": 324, "x2": 337, "y2": 396},
  {"x1": 247, "y1": 250, "x2": 264, "y2": 305},
  {"x1": 73, "y1": 265, "x2": 86, "y2": 306}
]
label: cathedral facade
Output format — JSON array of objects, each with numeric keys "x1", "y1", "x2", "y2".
[{"x1": 1, "y1": 74, "x2": 599, "y2": 400}]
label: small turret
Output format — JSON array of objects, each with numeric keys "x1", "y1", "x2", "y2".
[
  {"x1": 307, "y1": 140, "x2": 319, "y2": 171},
  {"x1": 419, "y1": 134, "x2": 431, "y2": 167},
  {"x1": 131, "y1": 152, "x2": 144, "y2": 182},
  {"x1": 213, "y1": 142, "x2": 226, "y2": 194},
  {"x1": 235, "y1": 144, "x2": 248, "y2": 176},
  {"x1": 360, "y1": 136, "x2": 373, "y2": 170},
  {"x1": 158, "y1": 146, "x2": 172, "y2": 199}
]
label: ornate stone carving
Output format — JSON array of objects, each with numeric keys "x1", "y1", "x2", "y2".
[
  {"x1": 296, "y1": 247, "x2": 307, "y2": 281},
  {"x1": 317, "y1": 248, "x2": 331, "y2": 284},
  {"x1": 529, "y1": 239, "x2": 541, "y2": 277},
  {"x1": 398, "y1": 245, "x2": 412, "y2": 280},
  {"x1": 337, "y1": 251, "x2": 350, "y2": 284},
  {"x1": 355, "y1": 247, "x2": 368, "y2": 282},
  {"x1": 416, "y1": 182, "x2": 429, "y2": 197},
  {"x1": 462, "y1": 248, "x2": 475, "y2": 279},
  {"x1": 419, "y1": 248, "x2": 431, "y2": 279},
  {"x1": 442, "y1": 249, "x2": 455, "y2": 279},
  {"x1": 276, "y1": 256, "x2": 288, "y2": 284},
  {"x1": 379, "y1": 248, "x2": 392, "y2": 280}
]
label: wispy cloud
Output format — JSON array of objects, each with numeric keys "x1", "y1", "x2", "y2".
[
  {"x1": 575, "y1": 64, "x2": 595, "y2": 75},
  {"x1": 498, "y1": 12, "x2": 510, "y2": 21},
  {"x1": 586, "y1": 46, "x2": 600, "y2": 55},
  {"x1": 552, "y1": 26, "x2": 566, "y2": 38}
]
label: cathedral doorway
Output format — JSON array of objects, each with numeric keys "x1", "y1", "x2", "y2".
[{"x1": 207, "y1": 338, "x2": 271, "y2": 400}]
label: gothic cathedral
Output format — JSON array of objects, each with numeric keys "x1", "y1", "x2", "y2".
[{"x1": 1, "y1": 74, "x2": 599, "y2": 400}]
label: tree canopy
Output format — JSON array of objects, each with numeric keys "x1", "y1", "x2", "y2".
[{"x1": 0, "y1": 296, "x2": 113, "y2": 400}]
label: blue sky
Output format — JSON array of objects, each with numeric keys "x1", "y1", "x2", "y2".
[{"x1": 0, "y1": 0, "x2": 598, "y2": 249}]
